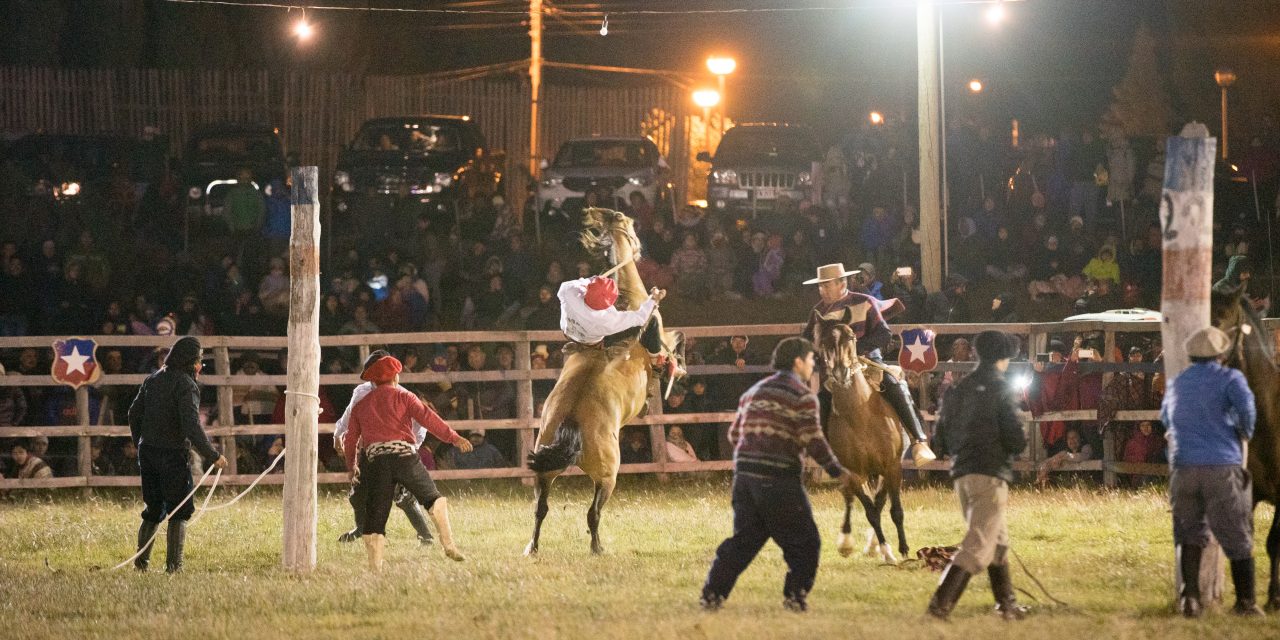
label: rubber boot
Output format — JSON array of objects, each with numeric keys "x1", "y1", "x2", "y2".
[
  {"x1": 134, "y1": 520, "x2": 159, "y2": 571},
  {"x1": 428, "y1": 497, "x2": 466, "y2": 561},
  {"x1": 165, "y1": 520, "x2": 186, "y2": 574},
  {"x1": 364, "y1": 533, "x2": 385, "y2": 572},
  {"x1": 927, "y1": 563, "x2": 972, "y2": 620},
  {"x1": 1230, "y1": 557, "x2": 1265, "y2": 617},
  {"x1": 988, "y1": 549, "x2": 1031, "y2": 620},
  {"x1": 398, "y1": 497, "x2": 434, "y2": 546},
  {"x1": 1178, "y1": 544, "x2": 1203, "y2": 618}
]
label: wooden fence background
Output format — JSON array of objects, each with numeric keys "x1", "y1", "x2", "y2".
[
  {"x1": 4, "y1": 318, "x2": 1276, "y2": 491},
  {"x1": 0, "y1": 66, "x2": 698, "y2": 207}
]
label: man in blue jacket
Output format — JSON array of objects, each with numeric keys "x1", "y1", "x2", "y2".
[{"x1": 1163, "y1": 326, "x2": 1260, "y2": 618}]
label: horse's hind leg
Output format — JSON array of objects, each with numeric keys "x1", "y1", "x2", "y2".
[
  {"x1": 853, "y1": 489, "x2": 884, "y2": 556},
  {"x1": 837, "y1": 485, "x2": 856, "y2": 557},
  {"x1": 889, "y1": 482, "x2": 908, "y2": 558},
  {"x1": 1266, "y1": 508, "x2": 1280, "y2": 611},
  {"x1": 524, "y1": 472, "x2": 558, "y2": 557},
  {"x1": 587, "y1": 477, "x2": 616, "y2": 555}
]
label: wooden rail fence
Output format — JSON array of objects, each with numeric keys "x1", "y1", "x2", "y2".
[{"x1": 1, "y1": 318, "x2": 1277, "y2": 491}]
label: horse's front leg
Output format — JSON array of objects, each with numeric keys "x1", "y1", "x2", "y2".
[
  {"x1": 889, "y1": 484, "x2": 908, "y2": 558},
  {"x1": 837, "y1": 484, "x2": 856, "y2": 558}
]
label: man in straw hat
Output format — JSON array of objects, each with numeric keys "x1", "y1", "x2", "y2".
[
  {"x1": 343, "y1": 351, "x2": 473, "y2": 570},
  {"x1": 334, "y1": 350, "x2": 438, "y2": 547},
  {"x1": 1162, "y1": 326, "x2": 1260, "y2": 617},
  {"x1": 802, "y1": 263, "x2": 936, "y2": 466}
]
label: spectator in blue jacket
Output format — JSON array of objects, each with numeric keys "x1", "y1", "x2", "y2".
[{"x1": 1162, "y1": 326, "x2": 1259, "y2": 618}]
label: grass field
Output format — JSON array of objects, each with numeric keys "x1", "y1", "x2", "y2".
[{"x1": 1, "y1": 475, "x2": 1275, "y2": 640}]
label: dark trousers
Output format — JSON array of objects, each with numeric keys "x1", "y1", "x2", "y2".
[
  {"x1": 139, "y1": 445, "x2": 195, "y2": 523},
  {"x1": 361, "y1": 453, "x2": 442, "y2": 536},
  {"x1": 348, "y1": 471, "x2": 431, "y2": 537},
  {"x1": 703, "y1": 472, "x2": 821, "y2": 602}
]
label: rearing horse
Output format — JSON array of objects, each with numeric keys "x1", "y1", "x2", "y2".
[
  {"x1": 812, "y1": 308, "x2": 908, "y2": 564},
  {"x1": 1212, "y1": 290, "x2": 1280, "y2": 609},
  {"x1": 525, "y1": 208, "x2": 672, "y2": 556}
]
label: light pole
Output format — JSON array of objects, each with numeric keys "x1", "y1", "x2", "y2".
[
  {"x1": 707, "y1": 56, "x2": 736, "y2": 141},
  {"x1": 692, "y1": 89, "x2": 722, "y2": 154},
  {"x1": 1215, "y1": 68, "x2": 1237, "y2": 160}
]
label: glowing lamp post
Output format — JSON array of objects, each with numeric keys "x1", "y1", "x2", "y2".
[
  {"x1": 693, "y1": 89, "x2": 722, "y2": 154},
  {"x1": 706, "y1": 56, "x2": 736, "y2": 139},
  {"x1": 1215, "y1": 68, "x2": 1237, "y2": 160},
  {"x1": 967, "y1": 79, "x2": 983, "y2": 93},
  {"x1": 869, "y1": 111, "x2": 885, "y2": 126}
]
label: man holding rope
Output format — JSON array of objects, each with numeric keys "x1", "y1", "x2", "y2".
[
  {"x1": 343, "y1": 352, "x2": 472, "y2": 570},
  {"x1": 127, "y1": 336, "x2": 227, "y2": 573}
]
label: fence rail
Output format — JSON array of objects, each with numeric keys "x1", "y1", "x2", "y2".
[{"x1": 1, "y1": 319, "x2": 1277, "y2": 491}]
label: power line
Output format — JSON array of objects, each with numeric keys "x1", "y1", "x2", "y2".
[{"x1": 160, "y1": 0, "x2": 1019, "y2": 17}]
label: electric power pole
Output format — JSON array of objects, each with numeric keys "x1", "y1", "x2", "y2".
[{"x1": 529, "y1": 0, "x2": 542, "y2": 181}]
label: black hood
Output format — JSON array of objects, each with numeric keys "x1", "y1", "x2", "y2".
[{"x1": 165, "y1": 336, "x2": 202, "y2": 369}]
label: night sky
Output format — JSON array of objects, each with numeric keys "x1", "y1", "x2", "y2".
[{"x1": 2, "y1": 0, "x2": 1277, "y2": 142}]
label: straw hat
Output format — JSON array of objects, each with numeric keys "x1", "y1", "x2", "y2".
[
  {"x1": 803, "y1": 263, "x2": 861, "y2": 285},
  {"x1": 1186, "y1": 326, "x2": 1231, "y2": 358}
]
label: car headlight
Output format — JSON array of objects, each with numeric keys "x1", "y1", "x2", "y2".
[
  {"x1": 797, "y1": 171, "x2": 812, "y2": 186},
  {"x1": 60, "y1": 182, "x2": 81, "y2": 197},
  {"x1": 334, "y1": 170, "x2": 353, "y2": 193},
  {"x1": 712, "y1": 169, "x2": 737, "y2": 185},
  {"x1": 540, "y1": 176, "x2": 563, "y2": 188},
  {"x1": 188, "y1": 186, "x2": 203, "y2": 200},
  {"x1": 433, "y1": 172, "x2": 454, "y2": 187},
  {"x1": 628, "y1": 175, "x2": 653, "y2": 187}
]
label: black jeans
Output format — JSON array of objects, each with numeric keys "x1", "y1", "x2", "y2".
[
  {"x1": 361, "y1": 453, "x2": 442, "y2": 536},
  {"x1": 139, "y1": 445, "x2": 195, "y2": 523},
  {"x1": 703, "y1": 472, "x2": 821, "y2": 603}
]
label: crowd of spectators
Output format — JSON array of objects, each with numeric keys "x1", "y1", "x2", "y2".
[{"x1": 0, "y1": 116, "x2": 1274, "y2": 483}]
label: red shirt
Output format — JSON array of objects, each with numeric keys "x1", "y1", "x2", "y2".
[{"x1": 343, "y1": 384, "x2": 460, "y2": 471}]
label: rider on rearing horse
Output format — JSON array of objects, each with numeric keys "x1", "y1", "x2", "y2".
[
  {"x1": 803, "y1": 263, "x2": 937, "y2": 467},
  {"x1": 558, "y1": 275, "x2": 679, "y2": 376}
]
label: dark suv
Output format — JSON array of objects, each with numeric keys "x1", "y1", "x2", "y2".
[
  {"x1": 182, "y1": 123, "x2": 288, "y2": 217},
  {"x1": 698, "y1": 122, "x2": 820, "y2": 220},
  {"x1": 6, "y1": 133, "x2": 166, "y2": 207},
  {"x1": 332, "y1": 115, "x2": 504, "y2": 228}
]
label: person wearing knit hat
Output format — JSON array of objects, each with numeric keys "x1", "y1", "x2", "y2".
[
  {"x1": 333, "y1": 350, "x2": 437, "y2": 548},
  {"x1": 127, "y1": 336, "x2": 227, "y2": 573},
  {"x1": 1163, "y1": 326, "x2": 1260, "y2": 618},
  {"x1": 927, "y1": 330, "x2": 1029, "y2": 621},
  {"x1": 342, "y1": 351, "x2": 474, "y2": 570}
]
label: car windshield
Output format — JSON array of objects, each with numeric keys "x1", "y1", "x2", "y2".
[
  {"x1": 553, "y1": 141, "x2": 653, "y2": 169},
  {"x1": 193, "y1": 134, "x2": 281, "y2": 157},
  {"x1": 352, "y1": 123, "x2": 462, "y2": 154},
  {"x1": 715, "y1": 129, "x2": 817, "y2": 163},
  {"x1": 10, "y1": 138, "x2": 131, "y2": 181}
]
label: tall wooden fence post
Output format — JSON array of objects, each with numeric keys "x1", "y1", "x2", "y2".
[
  {"x1": 283, "y1": 166, "x2": 321, "y2": 573},
  {"x1": 215, "y1": 345, "x2": 238, "y2": 475},
  {"x1": 515, "y1": 335, "x2": 535, "y2": 486},
  {"x1": 1160, "y1": 124, "x2": 1221, "y2": 607},
  {"x1": 76, "y1": 386, "x2": 91, "y2": 497}
]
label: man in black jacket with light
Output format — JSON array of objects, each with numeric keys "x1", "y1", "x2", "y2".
[
  {"x1": 128, "y1": 336, "x2": 227, "y2": 572},
  {"x1": 927, "y1": 330, "x2": 1029, "y2": 620}
]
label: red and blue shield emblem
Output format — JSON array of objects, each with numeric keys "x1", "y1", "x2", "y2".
[
  {"x1": 51, "y1": 337, "x2": 102, "y2": 389},
  {"x1": 898, "y1": 328, "x2": 938, "y2": 373}
]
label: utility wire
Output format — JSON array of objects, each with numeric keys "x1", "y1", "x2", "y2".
[{"x1": 161, "y1": 0, "x2": 1021, "y2": 17}]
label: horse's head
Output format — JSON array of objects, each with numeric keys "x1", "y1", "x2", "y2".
[
  {"x1": 811, "y1": 308, "x2": 861, "y2": 388},
  {"x1": 579, "y1": 207, "x2": 641, "y2": 268},
  {"x1": 1211, "y1": 287, "x2": 1273, "y2": 370}
]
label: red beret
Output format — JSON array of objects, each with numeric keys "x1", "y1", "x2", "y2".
[
  {"x1": 361, "y1": 355, "x2": 403, "y2": 384},
  {"x1": 584, "y1": 276, "x2": 619, "y2": 311}
]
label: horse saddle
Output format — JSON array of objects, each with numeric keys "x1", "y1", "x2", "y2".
[{"x1": 858, "y1": 356, "x2": 903, "y2": 388}]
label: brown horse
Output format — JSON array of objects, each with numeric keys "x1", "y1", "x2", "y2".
[
  {"x1": 1211, "y1": 290, "x2": 1280, "y2": 609},
  {"x1": 525, "y1": 208, "x2": 675, "y2": 556},
  {"x1": 811, "y1": 309, "x2": 908, "y2": 564}
]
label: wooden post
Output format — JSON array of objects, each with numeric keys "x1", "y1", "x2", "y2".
[
  {"x1": 1160, "y1": 124, "x2": 1222, "y2": 606},
  {"x1": 648, "y1": 379, "x2": 669, "y2": 482},
  {"x1": 215, "y1": 345, "x2": 238, "y2": 475},
  {"x1": 283, "y1": 166, "x2": 321, "y2": 573},
  {"x1": 515, "y1": 336, "x2": 535, "y2": 485},
  {"x1": 1102, "y1": 328, "x2": 1117, "y2": 488},
  {"x1": 76, "y1": 386, "x2": 91, "y2": 497},
  {"x1": 916, "y1": 0, "x2": 943, "y2": 293}
]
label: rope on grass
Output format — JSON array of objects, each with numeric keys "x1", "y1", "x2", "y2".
[
  {"x1": 1012, "y1": 547, "x2": 1069, "y2": 607},
  {"x1": 194, "y1": 447, "x2": 286, "y2": 515},
  {"x1": 109, "y1": 464, "x2": 219, "y2": 571}
]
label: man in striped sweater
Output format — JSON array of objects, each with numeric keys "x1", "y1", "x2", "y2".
[{"x1": 700, "y1": 337, "x2": 854, "y2": 613}]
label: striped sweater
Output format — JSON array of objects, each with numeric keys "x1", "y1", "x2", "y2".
[{"x1": 728, "y1": 371, "x2": 847, "y2": 479}]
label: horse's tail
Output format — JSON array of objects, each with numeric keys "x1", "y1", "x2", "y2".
[{"x1": 527, "y1": 419, "x2": 583, "y2": 473}]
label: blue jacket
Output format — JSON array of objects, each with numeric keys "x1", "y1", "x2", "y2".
[{"x1": 1161, "y1": 362, "x2": 1256, "y2": 467}]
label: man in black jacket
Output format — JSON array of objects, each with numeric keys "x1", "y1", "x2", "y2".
[
  {"x1": 128, "y1": 336, "x2": 227, "y2": 572},
  {"x1": 927, "y1": 330, "x2": 1029, "y2": 620}
]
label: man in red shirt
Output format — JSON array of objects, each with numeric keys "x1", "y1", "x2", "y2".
[{"x1": 344, "y1": 353, "x2": 473, "y2": 571}]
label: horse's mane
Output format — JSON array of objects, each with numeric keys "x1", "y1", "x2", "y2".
[{"x1": 578, "y1": 207, "x2": 640, "y2": 262}]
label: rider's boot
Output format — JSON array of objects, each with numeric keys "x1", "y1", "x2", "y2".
[{"x1": 881, "y1": 375, "x2": 936, "y2": 466}]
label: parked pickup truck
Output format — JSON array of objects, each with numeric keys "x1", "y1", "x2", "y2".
[
  {"x1": 698, "y1": 122, "x2": 820, "y2": 221},
  {"x1": 332, "y1": 115, "x2": 504, "y2": 230},
  {"x1": 182, "y1": 123, "x2": 289, "y2": 217}
]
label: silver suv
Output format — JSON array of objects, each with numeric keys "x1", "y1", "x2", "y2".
[{"x1": 537, "y1": 137, "x2": 673, "y2": 214}]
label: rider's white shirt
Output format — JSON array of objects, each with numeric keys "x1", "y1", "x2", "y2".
[{"x1": 557, "y1": 278, "x2": 656, "y2": 345}]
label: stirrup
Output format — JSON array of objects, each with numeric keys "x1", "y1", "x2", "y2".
[{"x1": 912, "y1": 442, "x2": 937, "y2": 467}]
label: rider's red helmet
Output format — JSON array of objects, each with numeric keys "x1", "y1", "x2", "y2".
[{"x1": 583, "y1": 276, "x2": 619, "y2": 311}]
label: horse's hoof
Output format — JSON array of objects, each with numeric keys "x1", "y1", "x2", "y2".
[
  {"x1": 879, "y1": 543, "x2": 899, "y2": 565},
  {"x1": 1266, "y1": 598, "x2": 1280, "y2": 613},
  {"x1": 523, "y1": 542, "x2": 538, "y2": 558},
  {"x1": 863, "y1": 530, "x2": 878, "y2": 557},
  {"x1": 591, "y1": 545, "x2": 604, "y2": 555},
  {"x1": 837, "y1": 533, "x2": 854, "y2": 558}
]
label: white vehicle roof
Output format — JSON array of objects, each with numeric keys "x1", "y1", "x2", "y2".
[{"x1": 1063, "y1": 308, "x2": 1162, "y2": 322}]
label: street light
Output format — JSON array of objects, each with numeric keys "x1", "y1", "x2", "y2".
[
  {"x1": 985, "y1": 1, "x2": 1006, "y2": 25},
  {"x1": 869, "y1": 111, "x2": 885, "y2": 126},
  {"x1": 1215, "y1": 68, "x2": 1237, "y2": 160},
  {"x1": 706, "y1": 56, "x2": 736, "y2": 140},
  {"x1": 967, "y1": 79, "x2": 983, "y2": 93},
  {"x1": 294, "y1": 17, "x2": 314, "y2": 40},
  {"x1": 693, "y1": 89, "x2": 722, "y2": 154}
]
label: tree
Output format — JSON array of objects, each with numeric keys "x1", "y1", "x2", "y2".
[{"x1": 1101, "y1": 23, "x2": 1176, "y2": 138}]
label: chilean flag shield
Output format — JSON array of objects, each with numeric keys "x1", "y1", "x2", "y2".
[
  {"x1": 897, "y1": 327, "x2": 938, "y2": 373},
  {"x1": 51, "y1": 337, "x2": 102, "y2": 389}
]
